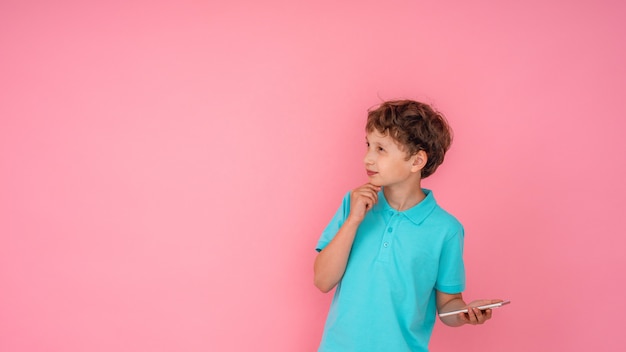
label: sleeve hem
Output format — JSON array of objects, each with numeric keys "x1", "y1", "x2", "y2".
[
  {"x1": 435, "y1": 283, "x2": 465, "y2": 294},
  {"x1": 316, "y1": 241, "x2": 329, "y2": 253}
]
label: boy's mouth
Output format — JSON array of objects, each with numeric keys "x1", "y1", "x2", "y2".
[{"x1": 366, "y1": 170, "x2": 378, "y2": 177}]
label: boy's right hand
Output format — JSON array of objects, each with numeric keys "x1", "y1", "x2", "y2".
[{"x1": 348, "y1": 183, "x2": 381, "y2": 223}]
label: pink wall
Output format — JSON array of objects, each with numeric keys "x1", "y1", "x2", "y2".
[{"x1": 1, "y1": 0, "x2": 625, "y2": 351}]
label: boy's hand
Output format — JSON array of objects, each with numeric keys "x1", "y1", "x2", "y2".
[
  {"x1": 459, "y1": 299, "x2": 502, "y2": 325},
  {"x1": 348, "y1": 183, "x2": 381, "y2": 223}
]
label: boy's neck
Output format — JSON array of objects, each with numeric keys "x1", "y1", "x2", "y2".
[{"x1": 383, "y1": 181, "x2": 426, "y2": 211}]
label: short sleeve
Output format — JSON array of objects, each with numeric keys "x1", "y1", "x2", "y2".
[
  {"x1": 435, "y1": 226, "x2": 466, "y2": 294},
  {"x1": 316, "y1": 192, "x2": 351, "y2": 252}
]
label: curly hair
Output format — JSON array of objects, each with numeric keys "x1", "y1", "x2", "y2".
[{"x1": 365, "y1": 100, "x2": 453, "y2": 179}]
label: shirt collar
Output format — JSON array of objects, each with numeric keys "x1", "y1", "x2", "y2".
[{"x1": 374, "y1": 188, "x2": 438, "y2": 225}]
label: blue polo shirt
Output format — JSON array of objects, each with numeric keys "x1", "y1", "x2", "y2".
[{"x1": 316, "y1": 189, "x2": 465, "y2": 352}]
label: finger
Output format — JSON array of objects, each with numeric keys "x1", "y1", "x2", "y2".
[
  {"x1": 360, "y1": 185, "x2": 381, "y2": 198},
  {"x1": 354, "y1": 186, "x2": 378, "y2": 198},
  {"x1": 356, "y1": 183, "x2": 379, "y2": 192},
  {"x1": 468, "y1": 308, "x2": 479, "y2": 325},
  {"x1": 352, "y1": 189, "x2": 374, "y2": 203},
  {"x1": 364, "y1": 182, "x2": 381, "y2": 189},
  {"x1": 369, "y1": 190, "x2": 378, "y2": 205},
  {"x1": 358, "y1": 184, "x2": 379, "y2": 194},
  {"x1": 457, "y1": 312, "x2": 469, "y2": 324},
  {"x1": 475, "y1": 308, "x2": 487, "y2": 324},
  {"x1": 358, "y1": 189, "x2": 378, "y2": 205},
  {"x1": 354, "y1": 194, "x2": 376, "y2": 212},
  {"x1": 484, "y1": 308, "x2": 493, "y2": 320},
  {"x1": 462, "y1": 312, "x2": 474, "y2": 325},
  {"x1": 354, "y1": 190, "x2": 375, "y2": 202},
  {"x1": 483, "y1": 310, "x2": 491, "y2": 323}
]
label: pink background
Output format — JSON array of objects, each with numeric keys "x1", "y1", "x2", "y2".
[{"x1": 1, "y1": 0, "x2": 625, "y2": 351}]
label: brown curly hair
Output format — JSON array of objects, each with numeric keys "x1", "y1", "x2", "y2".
[{"x1": 365, "y1": 100, "x2": 453, "y2": 179}]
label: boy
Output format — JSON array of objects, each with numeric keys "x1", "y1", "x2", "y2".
[{"x1": 314, "y1": 100, "x2": 501, "y2": 351}]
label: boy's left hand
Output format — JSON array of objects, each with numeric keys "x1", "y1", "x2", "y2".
[{"x1": 460, "y1": 299, "x2": 502, "y2": 325}]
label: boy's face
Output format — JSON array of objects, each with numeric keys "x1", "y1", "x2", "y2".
[{"x1": 364, "y1": 130, "x2": 424, "y2": 187}]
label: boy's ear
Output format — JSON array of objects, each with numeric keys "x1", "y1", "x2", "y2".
[{"x1": 411, "y1": 150, "x2": 427, "y2": 172}]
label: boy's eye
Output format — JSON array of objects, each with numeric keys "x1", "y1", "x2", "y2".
[{"x1": 378, "y1": 147, "x2": 384, "y2": 152}]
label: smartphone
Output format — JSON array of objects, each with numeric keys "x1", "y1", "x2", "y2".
[{"x1": 438, "y1": 300, "x2": 511, "y2": 317}]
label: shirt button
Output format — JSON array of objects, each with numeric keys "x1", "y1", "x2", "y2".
[
  {"x1": 387, "y1": 227, "x2": 393, "y2": 233},
  {"x1": 383, "y1": 242, "x2": 389, "y2": 248}
]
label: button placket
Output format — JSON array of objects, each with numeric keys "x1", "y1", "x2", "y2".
[{"x1": 377, "y1": 212, "x2": 397, "y2": 262}]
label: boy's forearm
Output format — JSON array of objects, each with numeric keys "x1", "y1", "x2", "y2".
[
  {"x1": 438, "y1": 297, "x2": 467, "y2": 327},
  {"x1": 313, "y1": 218, "x2": 360, "y2": 293}
]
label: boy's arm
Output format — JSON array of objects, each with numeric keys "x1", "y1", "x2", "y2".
[
  {"x1": 313, "y1": 183, "x2": 380, "y2": 293},
  {"x1": 313, "y1": 218, "x2": 360, "y2": 293},
  {"x1": 436, "y1": 291, "x2": 502, "y2": 327}
]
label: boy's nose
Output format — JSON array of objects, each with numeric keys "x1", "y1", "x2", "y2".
[{"x1": 363, "y1": 152, "x2": 374, "y2": 165}]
